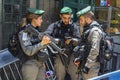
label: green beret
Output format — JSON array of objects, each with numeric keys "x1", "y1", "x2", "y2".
[
  {"x1": 77, "y1": 6, "x2": 91, "y2": 17},
  {"x1": 27, "y1": 8, "x2": 44, "y2": 15},
  {"x1": 60, "y1": 7, "x2": 72, "y2": 14}
]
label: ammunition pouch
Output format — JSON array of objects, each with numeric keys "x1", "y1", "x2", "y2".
[
  {"x1": 104, "y1": 50, "x2": 112, "y2": 61},
  {"x1": 98, "y1": 38, "x2": 113, "y2": 62},
  {"x1": 73, "y1": 45, "x2": 87, "y2": 59},
  {"x1": 36, "y1": 51, "x2": 49, "y2": 62}
]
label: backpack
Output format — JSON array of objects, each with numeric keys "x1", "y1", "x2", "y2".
[
  {"x1": 92, "y1": 25, "x2": 113, "y2": 62},
  {"x1": 74, "y1": 24, "x2": 113, "y2": 63},
  {"x1": 85, "y1": 24, "x2": 113, "y2": 62},
  {"x1": 8, "y1": 30, "x2": 29, "y2": 63},
  {"x1": 88, "y1": 25, "x2": 114, "y2": 74},
  {"x1": 99, "y1": 34, "x2": 113, "y2": 74}
]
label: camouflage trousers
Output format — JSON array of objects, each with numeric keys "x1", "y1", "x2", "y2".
[
  {"x1": 22, "y1": 59, "x2": 45, "y2": 80},
  {"x1": 54, "y1": 54, "x2": 78, "y2": 80},
  {"x1": 82, "y1": 62, "x2": 100, "y2": 80}
]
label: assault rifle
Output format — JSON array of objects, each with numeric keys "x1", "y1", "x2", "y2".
[{"x1": 24, "y1": 25, "x2": 68, "y2": 58}]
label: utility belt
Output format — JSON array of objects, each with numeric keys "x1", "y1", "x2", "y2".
[
  {"x1": 74, "y1": 44, "x2": 91, "y2": 59},
  {"x1": 36, "y1": 50, "x2": 49, "y2": 62},
  {"x1": 74, "y1": 44, "x2": 91, "y2": 70}
]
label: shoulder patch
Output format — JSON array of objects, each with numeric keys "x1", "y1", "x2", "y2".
[{"x1": 22, "y1": 32, "x2": 28, "y2": 41}]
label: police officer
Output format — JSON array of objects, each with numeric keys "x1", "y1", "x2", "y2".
[
  {"x1": 18, "y1": 8, "x2": 51, "y2": 80},
  {"x1": 45, "y1": 6, "x2": 80, "y2": 80},
  {"x1": 74, "y1": 6, "x2": 103, "y2": 80}
]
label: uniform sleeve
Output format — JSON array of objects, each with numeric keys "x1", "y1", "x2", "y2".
[
  {"x1": 18, "y1": 31, "x2": 46, "y2": 56},
  {"x1": 85, "y1": 30, "x2": 102, "y2": 68},
  {"x1": 45, "y1": 23, "x2": 55, "y2": 35},
  {"x1": 73, "y1": 23, "x2": 81, "y2": 38}
]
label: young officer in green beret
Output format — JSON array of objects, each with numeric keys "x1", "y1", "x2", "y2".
[
  {"x1": 45, "y1": 6, "x2": 80, "y2": 80},
  {"x1": 74, "y1": 6, "x2": 103, "y2": 80},
  {"x1": 18, "y1": 8, "x2": 51, "y2": 80}
]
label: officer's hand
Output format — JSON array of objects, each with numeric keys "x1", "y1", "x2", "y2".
[
  {"x1": 74, "y1": 61, "x2": 80, "y2": 67},
  {"x1": 74, "y1": 58, "x2": 80, "y2": 67},
  {"x1": 43, "y1": 63, "x2": 46, "y2": 69},
  {"x1": 82, "y1": 66, "x2": 89, "y2": 74},
  {"x1": 65, "y1": 39, "x2": 71, "y2": 45},
  {"x1": 41, "y1": 36, "x2": 51, "y2": 46}
]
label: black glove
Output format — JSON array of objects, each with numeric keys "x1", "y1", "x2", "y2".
[
  {"x1": 82, "y1": 66, "x2": 90, "y2": 74},
  {"x1": 74, "y1": 56, "x2": 83, "y2": 62}
]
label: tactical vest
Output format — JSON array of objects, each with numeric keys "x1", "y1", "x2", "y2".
[
  {"x1": 24, "y1": 24, "x2": 49, "y2": 62},
  {"x1": 80, "y1": 24, "x2": 103, "y2": 60},
  {"x1": 8, "y1": 24, "x2": 48, "y2": 63},
  {"x1": 51, "y1": 21, "x2": 75, "y2": 63},
  {"x1": 8, "y1": 25, "x2": 32, "y2": 63},
  {"x1": 52, "y1": 21, "x2": 74, "y2": 39},
  {"x1": 80, "y1": 24, "x2": 113, "y2": 63},
  {"x1": 79, "y1": 26, "x2": 92, "y2": 60}
]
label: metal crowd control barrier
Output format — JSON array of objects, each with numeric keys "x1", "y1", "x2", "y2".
[
  {"x1": 88, "y1": 70, "x2": 120, "y2": 80},
  {"x1": 99, "y1": 35, "x2": 120, "y2": 74},
  {"x1": 45, "y1": 48, "x2": 56, "y2": 80},
  {"x1": 88, "y1": 35, "x2": 120, "y2": 80},
  {"x1": 0, "y1": 48, "x2": 22, "y2": 80},
  {"x1": 45, "y1": 58, "x2": 56, "y2": 80},
  {"x1": 111, "y1": 35, "x2": 120, "y2": 71},
  {"x1": 0, "y1": 48, "x2": 56, "y2": 80}
]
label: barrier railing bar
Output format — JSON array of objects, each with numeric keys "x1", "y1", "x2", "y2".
[
  {"x1": 48, "y1": 58, "x2": 54, "y2": 70},
  {"x1": 46, "y1": 60, "x2": 50, "y2": 70},
  {"x1": 0, "y1": 76, "x2": 2, "y2": 80},
  {"x1": 53, "y1": 76, "x2": 56, "y2": 80},
  {"x1": 0, "y1": 59, "x2": 19, "y2": 68},
  {"x1": 45, "y1": 59, "x2": 55, "y2": 80},
  {"x1": 14, "y1": 62, "x2": 23, "y2": 80},
  {"x1": 3, "y1": 67, "x2": 9, "y2": 80},
  {"x1": 113, "y1": 42, "x2": 120, "y2": 45},
  {"x1": 8, "y1": 65, "x2": 16, "y2": 80},
  {"x1": 116, "y1": 55, "x2": 120, "y2": 70}
]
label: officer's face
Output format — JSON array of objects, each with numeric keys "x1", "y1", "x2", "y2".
[
  {"x1": 60, "y1": 14, "x2": 71, "y2": 25},
  {"x1": 33, "y1": 16, "x2": 43, "y2": 27},
  {"x1": 79, "y1": 16, "x2": 87, "y2": 27}
]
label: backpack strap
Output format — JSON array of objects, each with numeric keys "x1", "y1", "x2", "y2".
[
  {"x1": 52, "y1": 21, "x2": 61, "y2": 37},
  {"x1": 69, "y1": 22, "x2": 74, "y2": 37},
  {"x1": 87, "y1": 24, "x2": 103, "y2": 41}
]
